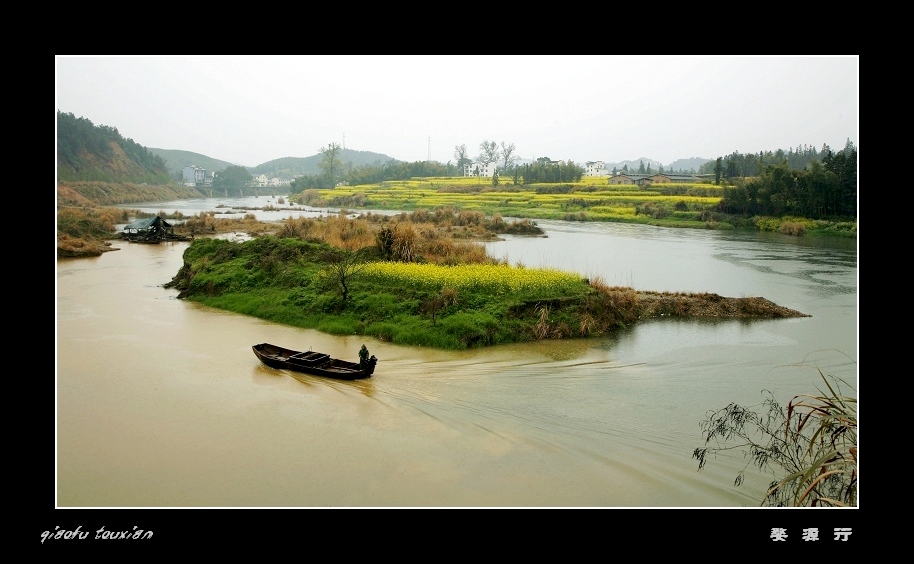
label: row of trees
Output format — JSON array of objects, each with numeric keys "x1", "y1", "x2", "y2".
[
  {"x1": 612, "y1": 161, "x2": 689, "y2": 175},
  {"x1": 518, "y1": 159, "x2": 584, "y2": 184},
  {"x1": 716, "y1": 145, "x2": 857, "y2": 219},
  {"x1": 701, "y1": 140, "x2": 856, "y2": 179},
  {"x1": 453, "y1": 140, "x2": 584, "y2": 184},
  {"x1": 291, "y1": 139, "x2": 580, "y2": 191},
  {"x1": 293, "y1": 147, "x2": 583, "y2": 191}
]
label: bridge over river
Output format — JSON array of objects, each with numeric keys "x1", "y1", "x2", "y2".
[{"x1": 198, "y1": 186, "x2": 291, "y2": 198}]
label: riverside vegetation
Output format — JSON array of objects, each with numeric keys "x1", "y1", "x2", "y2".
[
  {"x1": 161, "y1": 208, "x2": 808, "y2": 350},
  {"x1": 57, "y1": 204, "x2": 808, "y2": 348},
  {"x1": 693, "y1": 366, "x2": 857, "y2": 507}
]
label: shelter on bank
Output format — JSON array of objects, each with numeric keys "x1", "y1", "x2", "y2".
[{"x1": 122, "y1": 216, "x2": 178, "y2": 242}]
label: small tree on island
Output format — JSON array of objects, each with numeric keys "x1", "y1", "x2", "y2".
[{"x1": 318, "y1": 246, "x2": 373, "y2": 304}]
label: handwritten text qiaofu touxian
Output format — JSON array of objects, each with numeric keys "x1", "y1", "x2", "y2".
[{"x1": 40, "y1": 526, "x2": 153, "y2": 543}]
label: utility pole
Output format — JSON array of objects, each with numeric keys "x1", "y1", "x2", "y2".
[{"x1": 428, "y1": 137, "x2": 431, "y2": 162}]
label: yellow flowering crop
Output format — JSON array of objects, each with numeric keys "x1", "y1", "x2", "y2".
[{"x1": 362, "y1": 261, "x2": 585, "y2": 297}]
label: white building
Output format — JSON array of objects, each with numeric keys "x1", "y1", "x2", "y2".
[
  {"x1": 463, "y1": 161, "x2": 497, "y2": 178},
  {"x1": 182, "y1": 165, "x2": 206, "y2": 186},
  {"x1": 585, "y1": 161, "x2": 609, "y2": 177}
]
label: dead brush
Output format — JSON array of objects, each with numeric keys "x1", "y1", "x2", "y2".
[
  {"x1": 578, "y1": 313, "x2": 596, "y2": 336},
  {"x1": 533, "y1": 303, "x2": 551, "y2": 339}
]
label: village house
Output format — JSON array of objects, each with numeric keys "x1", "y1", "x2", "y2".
[
  {"x1": 585, "y1": 161, "x2": 609, "y2": 177},
  {"x1": 608, "y1": 173, "x2": 653, "y2": 186},
  {"x1": 649, "y1": 173, "x2": 700, "y2": 184},
  {"x1": 463, "y1": 161, "x2": 497, "y2": 178},
  {"x1": 609, "y1": 172, "x2": 699, "y2": 186}
]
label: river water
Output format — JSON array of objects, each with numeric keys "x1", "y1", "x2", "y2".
[{"x1": 56, "y1": 197, "x2": 857, "y2": 509}]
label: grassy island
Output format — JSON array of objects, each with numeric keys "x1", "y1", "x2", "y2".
[{"x1": 164, "y1": 211, "x2": 809, "y2": 350}]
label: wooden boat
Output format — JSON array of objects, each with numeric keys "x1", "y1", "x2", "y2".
[{"x1": 252, "y1": 343, "x2": 377, "y2": 380}]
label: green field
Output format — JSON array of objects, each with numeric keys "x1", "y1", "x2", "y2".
[
  {"x1": 291, "y1": 175, "x2": 855, "y2": 236},
  {"x1": 295, "y1": 176, "x2": 732, "y2": 229}
]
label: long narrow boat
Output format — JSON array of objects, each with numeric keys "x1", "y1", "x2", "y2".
[{"x1": 252, "y1": 343, "x2": 377, "y2": 380}]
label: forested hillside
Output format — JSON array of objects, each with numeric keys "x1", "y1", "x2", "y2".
[{"x1": 56, "y1": 111, "x2": 173, "y2": 185}]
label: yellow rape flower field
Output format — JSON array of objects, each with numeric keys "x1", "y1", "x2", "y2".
[
  {"x1": 363, "y1": 261, "x2": 585, "y2": 297},
  {"x1": 295, "y1": 177, "x2": 727, "y2": 229}
]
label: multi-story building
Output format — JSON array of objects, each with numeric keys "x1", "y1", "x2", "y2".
[
  {"x1": 463, "y1": 161, "x2": 497, "y2": 178},
  {"x1": 585, "y1": 161, "x2": 609, "y2": 177},
  {"x1": 182, "y1": 165, "x2": 206, "y2": 187}
]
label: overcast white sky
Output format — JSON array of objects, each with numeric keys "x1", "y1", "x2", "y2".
[{"x1": 55, "y1": 55, "x2": 858, "y2": 167}]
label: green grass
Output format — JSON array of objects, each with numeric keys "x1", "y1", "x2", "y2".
[{"x1": 168, "y1": 236, "x2": 632, "y2": 349}]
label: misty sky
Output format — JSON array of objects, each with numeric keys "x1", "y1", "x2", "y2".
[{"x1": 55, "y1": 55, "x2": 858, "y2": 167}]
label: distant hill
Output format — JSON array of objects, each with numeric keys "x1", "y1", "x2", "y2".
[
  {"x1": 666, "y1": 157, "x2": 711, "y2": 174},
  {"x1": 149, "y1": 147, "x2": 397, "y2": 179},
  {"x1": 602, "y1": 157, "x2": 711, "y2": 174},
  {"x1": 250, "y1": 149, "x2": 397, "y2": 178},
  {"x1": 151, "y1": 150, "x2": 708, "y2": 180},
  {"x1": 147, "y1": 149, "x2": 238, "y2": 180}
]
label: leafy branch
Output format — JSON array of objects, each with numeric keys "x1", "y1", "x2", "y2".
[{"x1": 693, "y1": 360, "x2": 857, "y2": 507}]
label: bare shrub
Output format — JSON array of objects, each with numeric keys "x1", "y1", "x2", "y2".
[
  {"x1": 181, "y1": 212, "x2": 217, "y2": 234},
  {"x1": 551, "y1": 322, "x2": 572, "y2": 338},
  {"x1": 439, "y1": 287, "x2": 458, "y2": 305},
  {"x1": 411, "y1": 209, "x2": 431, "y2": 223},
  {"x1": 277, "y1": 217, "x2": 316, "y2": 239},
  {"x1": 533, "y1": 304, "x2": 551, "y2": 339},
  {"x1": 588, "y1": 275, "x2": 612, "y2": 293},
  {"x1": 636, "y1": 201, "x2": 668, "y2": 219},
  {"x1": 456, "y1": 210, "x2": 484, "y2": 226},
  {"x1": 578, "y1": 313, "x2": 596, "y2": 336},
  {"x1": 779, "y1": 222, "x2": 806, "y2": 236},
  {"x1": 392, "y1": 223, "x2": 418, "y2": 262}
]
